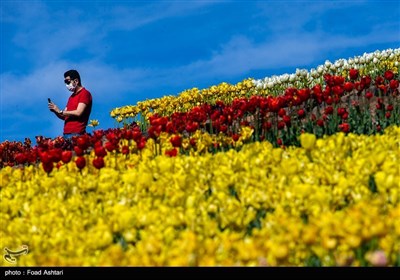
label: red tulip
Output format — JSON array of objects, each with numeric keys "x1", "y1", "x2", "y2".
[
  {"x1": 48, "y1": 148, "x2": 62, "y2": 163},
  {"x1": 361, "y1": 75, "x2": 372, "y2": 87},
  {"x1": 94, "y1": 146, "x2": 107, "y2": 157},
  {"x1": 283, "y1": 115, "x2": 291, "y2": 125},
  {"x1": 123, "y1": 129, "x2": 133, "y2": 140},
  {"x1": 365, "y1": 91, "x2": 373, "y2": 99},
  {"x1": 105, "y1": 142, "x2": 116, "y2": 152},
  {"x1": 337, "y1": 107, "x2": 346, "y2": 116},
  {"x1": 339, "y1": 123, "x2": 350, "y2": 133},
  {"x1": 170, "y1": 135, "x2": 182, "y2": 148},
  {"x1": 39, "y1": 151, "x2": 52, "y2": 164},
  {"x1": 42, "y1": 161, "x2": 53, "y2": 174},
  {"x1": 186, "y1": 122, "x2": 199, "y2": 133},
  {"x1": 219, "y1": 125, "x2": 228, "y2": 133},
  {"x1": 297, "y1": 109, "x2": 305, "y2": 118},
  {"x1": 349, "y1": 68, "x2": 359, "y2": 80},
  {"x1": 375, "y1": 76, "x2": 384, "y2": 85},
  {"x1": 137, "y1": 139, "x2": 146, "y2": 150},
  {"x1": 389, "y1": 79, "x2": 399, "y2": 90},
  {"x1": 61, "y1": 151, "x2": 72, "y2": 163},
  {"x1": 268, "y1": 98, "x2": 281, "y2": 112},
  {"x1": 384, "y1": 70, "x2": 394, "y2": 80},
  {"x1": 262, "y1": 121, "x2": 272, "y2": 130},
  {"x1": 165, "y1": 148, "x2": 178, "y2": 157},
  {"x1": 333, "y1": 75, "x2": 345, "y2": 86},
  {"x1": 105, "y1": 132, "x2": 118, "y2": 143},
  {"x1": 332, "y1": 85, "x2": 344, "y2": 96},
  {"x1": 344, "y1": 82, "x2": 354, "y2": 92},
  {"x1": 74, "y1": 146, "x2": 84, "y2": 156},
  {"x1": 278, "y1": 108, "x2": 286, "y2": 117},
  {"x1": 92, "y1": 157, "x2": 105, "y2": 169},
  {"x1": 121, "y1": 145, "x2": 129, "y2": 155},
  {"x1": 324, "y1": 106, "x2": 334, "y2": 115},
  {"x1": 325, "y1": 96, "x2": 333, "y2": 105},
  {"x1": 15, "y1": 153, "x2": 27, "y2": 165},
  {"x1": 297, "y1": 88, "x2": 310, "y2": 102},
  {"x1": 76, "y1": 135, "x2": 90, "y2": 150},
  {"x1": 132, "y1": 130, "x2": 142, "y2": 142},
  {"x1": 93, "y1": 130, "x2": 104, "y2": 140},
  {"x1": 75, "y1": 156, "x2": 86, "y2": 170}
]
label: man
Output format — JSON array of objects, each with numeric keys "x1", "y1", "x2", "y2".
[{"x1": 48, "y1": 70, "x2": 93, "y2": 139}]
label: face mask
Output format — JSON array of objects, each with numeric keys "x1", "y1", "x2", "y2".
[{"x1": 66, "y1": 82, "x2": 76, "y2": 92}]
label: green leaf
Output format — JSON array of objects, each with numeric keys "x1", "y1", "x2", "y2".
[
  {"x1": 245, "y1": 208, "x2": 272, "y2": 236},
  {"x1": 395, "y1": 252, "x2": 400, "y2": 267},
  {"x1": 305, "y1": 254, "x2": 322, "y2": 267},
  {"x1": 113, "y1": 232, "x2": 128, "y2": 251},
  {"x1": 368, "y1": 174, "x2": 378, "y2": 193},
  {"x1": 228, "y1": 185, "x2": 241, "y2": 202}
]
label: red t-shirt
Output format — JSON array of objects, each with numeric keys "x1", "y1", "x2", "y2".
[{"x1": 63, "y1": 88, "x2": 92, "y2": 134}]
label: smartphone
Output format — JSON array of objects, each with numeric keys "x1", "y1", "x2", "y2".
[{"x1": 48, "y1": 98, "x2": 52, "y2": 103}]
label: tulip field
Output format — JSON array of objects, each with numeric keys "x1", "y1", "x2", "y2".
[{"x1": 1, "y1": 48, "x2": 399, "y2": 266}]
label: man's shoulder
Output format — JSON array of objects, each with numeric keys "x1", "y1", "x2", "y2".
[
  {"x1": 80, "y1": 87, "x2": 93, "y2": 98},
  {"x1": 81, "y1": 87, "x2": 92, "y2": 94}
]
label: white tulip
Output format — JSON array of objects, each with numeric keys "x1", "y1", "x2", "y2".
[
  {"x1": 310, "y1": 69, "x2": 318, "y2": 78},
  {"x1": 382, "y1": 51, "x2": 389, "y2": 58},
  {"x1": 374, "y1": 50, "x2": 381, "y2": 58},
  {"x1": 245, "y1": 48, "x2": 399, "y2": 97},
  {"x1": 324, "y1": 60, "x2": 332, "y2": 68}
]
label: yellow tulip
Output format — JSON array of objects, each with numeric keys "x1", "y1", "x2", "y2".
[{"x1": 300, "y1": 133, "x2": 316, "y2": 151}]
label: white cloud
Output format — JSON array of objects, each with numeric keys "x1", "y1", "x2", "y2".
[
  {"x1": 0, "y1": 60, "x2": 152, "y2": 108},
  {"x1": 106, "y1": 1, "x2": 216, "y2": 31},
  {"x1": 154, "y1": 28, "x2": 398, "y2": 84}
]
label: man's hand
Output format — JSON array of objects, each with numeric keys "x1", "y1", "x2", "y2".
[{"x1": 48, "y1": 102, "x2": 61, "y2": 114}]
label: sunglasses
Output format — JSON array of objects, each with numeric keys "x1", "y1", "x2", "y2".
[{"x1": 64, "y1": 79, "x2": 74, "y2": 84}]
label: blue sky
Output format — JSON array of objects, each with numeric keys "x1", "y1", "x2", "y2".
[{"x1": 1, "y1": 0, "x2": 399, "y2": 143}]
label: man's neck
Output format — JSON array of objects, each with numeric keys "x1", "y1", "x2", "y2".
[{"x1": 73, "y1": 86, "x2": 84, "y2": 94}]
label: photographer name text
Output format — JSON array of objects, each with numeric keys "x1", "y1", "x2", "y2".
[{"x1": 5, "y1": 269, "x2": 63, "y2": 276}]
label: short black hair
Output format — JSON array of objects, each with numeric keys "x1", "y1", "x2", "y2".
[{"x1": 64, "y1": 69, "x2": 82, "y2": 86}]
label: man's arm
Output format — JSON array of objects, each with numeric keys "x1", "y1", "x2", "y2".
[
  {"x1": 61, "y1": 103, "x2": 87, "y2": 117},
  {"x1": 48, "y1": 103, "x2": 66, "y2": 120},
  {"x1": 55, "y1": 110, "x2": 66, "y2": 120}
]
